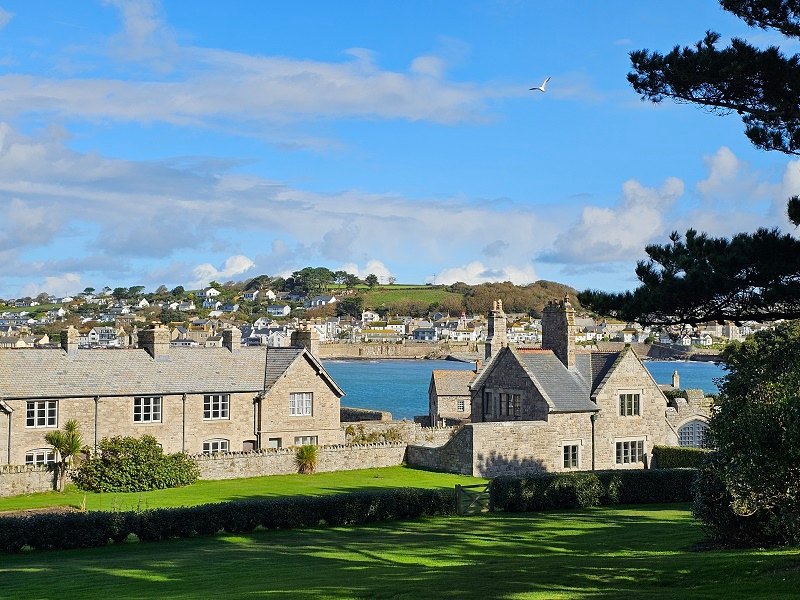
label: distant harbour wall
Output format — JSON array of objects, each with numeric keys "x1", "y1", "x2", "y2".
[{"x1": 318, "y1": 341, "x2": 480, "y2": 360}]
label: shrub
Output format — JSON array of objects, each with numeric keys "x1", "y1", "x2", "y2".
[
  {"x1": 72, "y1": 435, "x2": 199, "y2": 492},
  {"x1": 0, "y1": 487, "x2": 456, "y2": 553},
  {"x1": 491, "y1": 469, "x2": 696, "y2": 512},
  {"x1": 692, "y1": 452, "x2": 797, "y2": 546},
  {"x1": 652, "y1": 445, "x2": 710, "y2": 468},
  {"x1": 295, "y1": 445, "x2": 318, "y2": 474}
]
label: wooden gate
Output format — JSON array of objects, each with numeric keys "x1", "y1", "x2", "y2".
[{"x1": 455, "y1": 483, "x2": 492, "y2": 515}]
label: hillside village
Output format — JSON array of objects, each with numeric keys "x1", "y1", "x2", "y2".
[{"x1": 0, "y1": 274, "x2": 769, "y2": 351}]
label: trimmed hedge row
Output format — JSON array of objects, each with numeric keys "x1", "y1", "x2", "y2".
[
  {"x1": 0, "y1": 487, "x2": 455, "y2": 553},
  {"x1": 491, "y1": 468, "x2": 697, "y2": 512},
  {"x1": 652, "y1": 445, "x2": 710, "y2": 468}
]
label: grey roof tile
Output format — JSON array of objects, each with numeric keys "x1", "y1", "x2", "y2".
[
  {"x1": 518, "y1": 352, "x2": 598, "y2": 412},
  {"x1": 0, "y1": 347, "x2": 342, "y2": 399}
]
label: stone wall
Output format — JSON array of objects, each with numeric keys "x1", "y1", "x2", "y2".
[
  {"x1": 340, "y1": 406, "x2": 393, "y2": 422},
  {"x1": 317, "y1": 341, "x2": 479, "y2": 359},
  {"x1": 406, "y1": 426, "x2": 473, "y2": 475},
  {"x1": 0, "y1": 464, "x2": 55, "y2": 496},
  {"x1": 342, "y1": 420, "x2": 457, "y2": 447},
  {"x1": 193, "y1": 443, "x2": 407, "y2": 480}
]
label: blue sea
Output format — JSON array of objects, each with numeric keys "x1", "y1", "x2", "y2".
[{"x1": 323, "y1": 358, "x2": 726, "y2": 420}]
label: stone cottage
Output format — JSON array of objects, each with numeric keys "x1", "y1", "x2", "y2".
[
  {"x1": 413, "y1": 297, "x2": 710, "y2": 477},
  {"x1": 0, "y1": 324, "x2": 344, "y2": 466}
]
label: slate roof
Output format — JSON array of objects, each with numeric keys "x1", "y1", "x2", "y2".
[
  {"x1": 430, "y1": 370, "x2": 475, "y2": 396},
  {"x1": 517, "y1": 351, "x2": 599, "y2": 412},
  {"x1": 0, "y1": 346, "x2": 344, "y2": 400},
  {"x1": 472, "y1": 347, "x2": 625, "y2": 414}
]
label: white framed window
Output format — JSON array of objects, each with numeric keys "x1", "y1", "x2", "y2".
[
  {"x1": 615, "y1": 440, "x2": 645, "y2": 464},
  {"x1": 679, "y1": 420, "x2": 709, "y2": 448},
  {"x1": 134, "y1": 396, "x2": 162, "y2": 423},
  {"x1": 289, "y1": 392, "x2": 313, "y2": 416},
  {"x1": 563, "y1": 444, "x2": 579, "y2": 469},
  {"x1": 457, "y1": 399, "x2": 466, "y2": 412},
  {"x1": 266, "y1": 438, "x2": 282, "y2": 449},
  {"x1": 294, "y1": 435, "x2": 318, "y2": 446},
  {"x1": 618, "y1": 393, "x2": 641, "y2": 416},
  {"x1": 26, "y1": 400, "x2": 57, "y2": 428},
  {"x1": 204, "y1": 394, "x2": 230, "y2": 420},
  {"x1": 25, "y1": 448, "x2": 55, "y2": 466},
  {"x1": 202, "y1": 439, "x2": 229, "y2": 454}
]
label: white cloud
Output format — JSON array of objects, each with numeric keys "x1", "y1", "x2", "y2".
[
  {"x1": 339, "y1": 260, "x2": 394, "y2": 282},
  {"x1": 0, "y1": 8, "x2": 12, "y2": 29},
  {"x1": 191, "y1": 255, "x2": 255, "y2": 288},
  {"x1": 21, "y1": 273, "x2": 81, "y2": 298},
  {"x1": 543, "y1": 177, "x2": 684, "y2": 264},
  {"x1": 0, "y1": 3, "x2": 509, "y2": 132},
  {"x1": 434, "y1": 261, "x2": 538, "y2": 285}
]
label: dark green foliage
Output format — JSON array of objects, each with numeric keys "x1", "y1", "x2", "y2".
[
  {"x1": 629, "y1": 1, "x2": 800, "y2": 155},
  {"x1": 579, "y1": 228, "x2": 800, "y2": 325},
  {"x1": 491, "y1": 469, "x2": 696, "y2": 512},
  {"x1": 652, "y1": 445, "x2": 710, "y2": 469},
  {"x1": 694, "y1": 321, "x2": 800, "y2": 546},
  {"x1": 692, "y1": 452, "x2": 771, "y2": 546},
  {"x1": 72, "y1": 435, "x2": 199, "y2": 492},
  {"x1": 295, "y1": 444, "x2": 318, "y2": 474},
  {"x1": 0, "y1": 487, "x2": 455, "y2": 553},
  {"x1": 582, "y1": 2, "x2": 800, "y2": 326}
]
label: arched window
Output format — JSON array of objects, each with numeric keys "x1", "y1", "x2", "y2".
[{"x1": 678, "y1": 420, "x2": 709, "y2": 448}]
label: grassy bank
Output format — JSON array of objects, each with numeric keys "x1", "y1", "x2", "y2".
[
  {"x1": 0, "y1": 466, "x2": 483, "y2": 513},
  {"x1": 1, "y1": 505, "x2": 798, "y2": 599}
]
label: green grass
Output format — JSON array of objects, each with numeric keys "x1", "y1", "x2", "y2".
[
  {"x1": 360, "y1": 286, "x2": 462, "y2": 308},
  {"x1": 0, "y1": 466, "x2": 484, "y2": 513},
  {"x1": 1, "y1": 505, "x2": 798, "y2": 599}
]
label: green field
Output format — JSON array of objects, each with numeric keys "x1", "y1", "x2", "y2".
[
  {"x1": 359, "y1": 285, "x2": 462, "y2": 309},
  {"x1": 0, "y1": 466, "x2": 484, "y2": 513},
  {"x1": 1, "y1": 505, "x2": 798, "y2": 599}
]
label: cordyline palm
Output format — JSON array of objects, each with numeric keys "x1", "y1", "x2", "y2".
[{"x1": 44, "y1": 419, "x2": 84, "y2": 492}]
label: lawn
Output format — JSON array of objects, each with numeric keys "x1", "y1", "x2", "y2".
[
  {"x1": 1, "y1": 505, "x2": 798, "y2": 599},
  {"x1": 360, "y1": 285, "x2": 462, "y2": 309},
  {"x1": 0, "y1": 466, "x2": 484, "y2": 513}
]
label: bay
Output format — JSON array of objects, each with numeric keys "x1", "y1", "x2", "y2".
[{"x1": 323, "y1": 358, "x2": 726, "y2": 420}]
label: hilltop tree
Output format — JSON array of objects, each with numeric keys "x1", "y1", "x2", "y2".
[
  {"x1": 581, "y1": 0, "x2": 800, "y2": 325},
  {"x1": 364, "y1": 274, "x2": 379, "y2": 288}
]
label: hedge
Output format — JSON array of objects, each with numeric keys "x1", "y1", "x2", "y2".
[
  {"x1": 0, "y1": 487, "x2": 455, "y2": 553},
  {"x1": 652, "y1": 445, "x2": 710, "y2": 469},
  {"x1": 491, "y1": 468, "x2": 697, "y2": 512}
]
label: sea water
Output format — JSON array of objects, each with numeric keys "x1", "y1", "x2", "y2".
[{"x1": 322, "y1": 358, "x2": 726, "y2": 420}]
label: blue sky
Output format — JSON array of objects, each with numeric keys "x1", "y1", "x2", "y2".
[{"x1": 0, "y1": 0, "x2": 798, "y2": 298}]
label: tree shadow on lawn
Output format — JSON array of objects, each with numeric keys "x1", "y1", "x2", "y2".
[{"x1": 1, "y1": 505, "x2": 799, "y2": 599}]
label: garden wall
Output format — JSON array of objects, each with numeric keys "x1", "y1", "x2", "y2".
[
  {"x1": 0, "y1": 465, "x2": 55, "y2": 497},
  {"x1": 192, "y1": 442, "x2": 407, "y2": 480}
]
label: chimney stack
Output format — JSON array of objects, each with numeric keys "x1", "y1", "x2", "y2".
[
  {"x1": 484, "y1": 299, "x2": 508, "y2": 360},
  {"x1": 541, "y1": 294, "x2": 576, "y2": 369},
  {"x1": 222, "y1": 327, "x2": 242, "y2": 353},
  {"x1": 60, "y1": 325, "x2": 78, "y2": 356},
  {"x1": 139, "y1": 324, "x2": 171, "y2": 360},
  {"x1": 291, "y1": 323, "x2": 320, "y2": 356}
]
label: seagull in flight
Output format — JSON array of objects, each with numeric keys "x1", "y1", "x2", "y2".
[{"x1": 530, "y1": 76, "x2": 551, "y2": 93}]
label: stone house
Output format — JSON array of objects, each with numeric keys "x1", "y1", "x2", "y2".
[
  {"x1": 428, "y1": 370, "x2": 475, "y2": 425},
  {"x1": 0, "y1": 325, "x2": 344, "y2": 466},
  {"x1": 417, "y1": 297, "x2": 710, "y2": 477}
]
